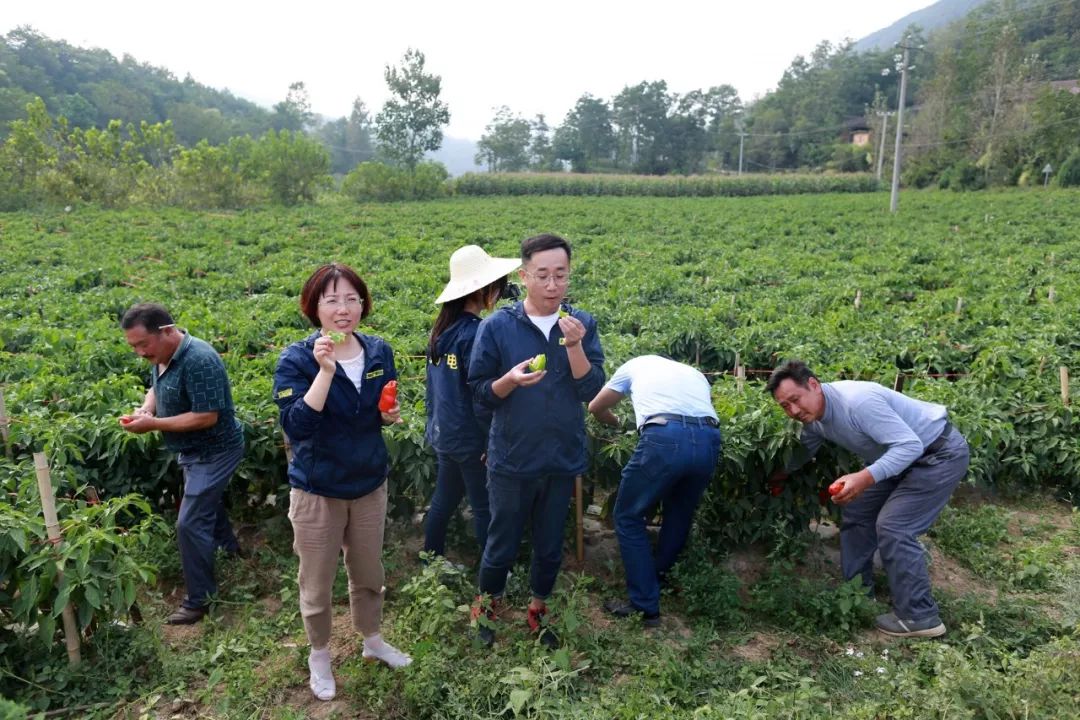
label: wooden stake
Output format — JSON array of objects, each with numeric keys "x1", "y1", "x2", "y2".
[
  {"x1": 282, "y1": 430, "x2": 294, "y2": 465},
  {"x1": 1037, "y1": 356, "x2": 1046, "y2": 377},
  {"x1": 1061, "y1": 367, "x2": 1070, "y2": 406},
  {"x1": 893, "y1": 373, "x2": 905, "y2": 393},
  {"x1": 33, "y1": 452, "x2": 81, "y2": 665},
  {"x1": 574, "y1": 475, "x2": 584, "y2": 564},
  {"x1": 955, "y1": 297, "x2": 963, "y2": 315},
  {"x1": 1048, "y1": 286, "x2": 1056, "y2": 303},
  {"x1": 854, "y1": 289, "x2": 862, "y2": 310},
  {"x1": 736, "y1": 364, "x2": 746, "y2": 393},
  {"x1": 0, "y1": 387, "x2": 10, "y2": 459}
]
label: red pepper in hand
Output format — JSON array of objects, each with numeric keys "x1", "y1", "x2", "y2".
[
  {"x1": 378, "y1": 380, "x2": 398, "y2": 413},
  {"x1": 828, "y1": 480, "x2": 845, "y2": 497}
]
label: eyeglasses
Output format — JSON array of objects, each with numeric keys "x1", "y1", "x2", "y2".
[
  {"x1": 319, "y1": 296, "x2": 363, "y2": 309},
  {"x1": 522, "y1": 270, "x2": 571, "y2": 287}
]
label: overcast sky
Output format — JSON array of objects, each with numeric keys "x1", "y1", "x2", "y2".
[{"x1": 5, "y1": 0, "x2": 934, "y2": 140}]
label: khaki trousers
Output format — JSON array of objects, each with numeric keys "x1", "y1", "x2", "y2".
[{"x1": 288, "y1": 483, "x2": 387, "y2": 647}]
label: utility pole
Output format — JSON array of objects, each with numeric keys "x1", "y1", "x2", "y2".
[
  {"x1": 875, "y1": 111, "x2": 890, "y2": 181},
  {"x1": 737, "y1": 131, "x2": 746, "y2": 176},
  {"x1": 890, "y1": 43, "x2": 911, "y2": 213}
]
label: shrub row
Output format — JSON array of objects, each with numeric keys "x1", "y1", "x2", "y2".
[{"x1": 452, "y1": 171, "x2": 881, "y2": 197}]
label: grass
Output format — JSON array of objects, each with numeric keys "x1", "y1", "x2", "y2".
[{"x1": 5, "y1": 491, "x2": 1079, "y2": 719}]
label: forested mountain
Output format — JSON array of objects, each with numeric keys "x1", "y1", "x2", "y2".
[
  {"x1": 2, "y1": 0, "x2": 1079, "y2": 188},
  {"x1": 0, "y1": 27, "x2": 276, "y2": 145},
  {"x1": 853, "y1": 0, "x2": 989, "y2": 51}
]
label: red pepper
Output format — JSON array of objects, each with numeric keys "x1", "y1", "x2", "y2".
[
  {"x1": 378, "y1": 380, "x2": 398, "y2": 413},
  {"x1": 768, "y1": 483, "x2": 783, "y2": 497},
  {"x1": 828, "y1": 480, "x2": 845, "y2": 496},
  {"x1": 818, "y1": 490, "x2": 830, "y2": 506}
]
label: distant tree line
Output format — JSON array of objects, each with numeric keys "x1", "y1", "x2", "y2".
[
  {"x1": 473, "y1": 0, "x2": 1080, "y2": 186},
  {"x1": 2, "y1": 0, "x2": 1080, "y2": 200}
]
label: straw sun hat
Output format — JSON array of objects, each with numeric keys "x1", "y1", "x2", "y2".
[{"x1": 435, "y1": 245, "x2": 521, "y2": 304}]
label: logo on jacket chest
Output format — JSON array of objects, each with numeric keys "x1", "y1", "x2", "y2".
[{"x1": 446, "y1": 353, "x2": 459, "y2": 370}]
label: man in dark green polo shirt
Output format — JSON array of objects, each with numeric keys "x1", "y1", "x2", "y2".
[{"x1": 119, "y1": 303, "x2": 245, "y2": 625}]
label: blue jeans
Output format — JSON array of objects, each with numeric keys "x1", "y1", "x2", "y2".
[
  {"x1": 176, "y1": 442, "x2": 244, "y2": 609},
  {"x1": 840, "y1": 429, "x2": 969, "y2": 622},
  {"x1": 478, "y1": 472, "x2": 573, "y2": 600},
  {"x1": 615, "y1": 420, "x2": 721, "y2": 616},
  {"x1": 424, "y1": 451, "x2": 491, "y2": 557}
]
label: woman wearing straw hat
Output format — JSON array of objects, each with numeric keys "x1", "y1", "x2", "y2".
[{"x1": 424, "y1": 245, "x2": 521, "y2": 561}]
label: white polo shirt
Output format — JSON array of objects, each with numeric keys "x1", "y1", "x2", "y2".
[{"x1": 604, "y1": 355, "x2": 718, "y2": 429}]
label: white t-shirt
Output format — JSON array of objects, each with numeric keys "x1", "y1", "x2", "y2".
[
  {"x1": 605, "y1": 355, "x2": 718, "y2": 429},
  {"x1": 338, "y1": 350, "x2": 366, "y2": 392},
  {"x1": 527, "y1": 311, "x2": 560, "y2": 340}
]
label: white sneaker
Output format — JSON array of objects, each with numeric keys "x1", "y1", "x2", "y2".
[
  {"x1": 362, "y1": 639, "x2": 413, "y2": 669},
  {"x1": 308, "y1": 647, "x2": 336, "y2": 701}
]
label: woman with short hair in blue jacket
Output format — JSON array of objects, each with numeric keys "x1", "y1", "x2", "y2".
[
  {"x1": 424, "y1": 245, "x2": 521, "y2": 561},
  {"x1": 273, "y1": 263, "x2": 411, "y2": 702}
]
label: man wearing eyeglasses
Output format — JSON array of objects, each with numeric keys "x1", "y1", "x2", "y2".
[
  {"x1": 468, "y1": 233, "x2": 606, "y2": 650},
  {"x1": 119, "y1": 303, "x2": 244, "y2": 625}
]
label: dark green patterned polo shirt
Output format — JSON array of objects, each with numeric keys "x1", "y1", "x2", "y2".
[{"x1": 152, "y1": 333, "x2": 243, "y2": 453}]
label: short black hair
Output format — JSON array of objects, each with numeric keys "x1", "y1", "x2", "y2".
[
  {"x1": 121, "y1": 303, "x2": 174, "y2": 332},
  {"x1": 521, "y1": 233, "x2": 572, "y2": 263},
  {"x1": 765, "y1": 360, "x2": 818, "y2": 395}
]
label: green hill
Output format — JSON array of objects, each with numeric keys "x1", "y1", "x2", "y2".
[{"x1": 0, "y1": 26, "x2": 275, "y2": 143}]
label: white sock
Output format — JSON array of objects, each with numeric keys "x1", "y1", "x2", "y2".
[
  {"x1": 308, "y1": 646, "x2": 335, "y2": 701},
  {"x1": 362, "y1": 633, "x2": 413, "y2": 669}
]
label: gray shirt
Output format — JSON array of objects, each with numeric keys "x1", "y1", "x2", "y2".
[{"x1": 793, "y1": 381, "x2": 948, "y2": 482}]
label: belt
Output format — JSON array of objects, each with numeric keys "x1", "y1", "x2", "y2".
[
  {"x1": 923, "y1": 421, "x2": 954, "y2": 455},
  {"x1": 640, "y1": 413, "x2": 720, "y2": 431}
]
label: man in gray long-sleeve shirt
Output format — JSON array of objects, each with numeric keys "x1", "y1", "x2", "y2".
[{"x1": 766, "y1": 360, "x2": 970, "y2": 638}]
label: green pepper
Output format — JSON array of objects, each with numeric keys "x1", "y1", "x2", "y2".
[
  {"x1": 528, "y1": 353, "x2": 546, "y2": 372},
  {"x1": 324, "y1": 330, "x2": 346, "y2": 343}
]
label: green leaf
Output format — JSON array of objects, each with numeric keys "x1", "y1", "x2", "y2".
[
  {"x1": 37, "y1": 612, "x2": 56, "y2": 645},
  {"x1": 507, "y1": 688, "x2": 531, "y2": 715}
]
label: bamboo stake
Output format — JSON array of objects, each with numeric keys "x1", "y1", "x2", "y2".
[
  {"x1": 736, "y1": 364, "x2": 746, "y2": 393},
  {"x1": 955, "y1": 297, "x2": 963, "y2": 315},
  {"x1": 854, "y1": 289, "x2": 862, "y2": 310},
  {"x1": 282, "y1": 430, "x2": 294, "y2": 465},
  {"x1": 1061, "y1": 367, "x2": 1070, "y2": 406},
  {"x1": 0, "y1": 387, "x2": 10, "y2": 459},
  {"x1": 34, "y1": 452, "x2": 81, "y2": 665},
  {"x1": 1048, "y1": 286, "x2": 1056, "y2": 303},
  {"x1": 574, "y1": 475, "x2": 584, "y2": 564},
  {"x1": 1037, "y1": 356, "x2": 1046, "y2": 377}
]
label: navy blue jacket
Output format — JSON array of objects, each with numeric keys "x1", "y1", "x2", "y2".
[
  {"x1": 273, "y1": 330, "x2": 396, "y2": 499},
  {"x1": 425, "y1": 313, "x2": 491, "y2": 458},
  {"x1": 468, "y1": 302, "x2": 605, "y2": 477}
]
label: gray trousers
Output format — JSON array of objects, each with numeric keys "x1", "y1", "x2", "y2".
[{"x1": 840, "y1": 428, "x2": 970, "y2": 622}]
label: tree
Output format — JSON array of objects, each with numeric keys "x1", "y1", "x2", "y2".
[
  {"x1": 345, "y1": 98, "x2": 375, "y2": 166},
  {"x1": 475, "y1": 106, "x2": 531, "y2": 172},
  {"x1": 613, "y1": 81, "x2": 671, "y2": 172},
  {"x1": 554, "y1": 94, "x2": 614, "y2": 172},
  {"x1": 252, "y1": 129, "x2": 331, "y2": 205},
  {"x1": 272, "y1": 81, "x2": 313, "y2": 132},
  {"x1": 529, "y1": 114, "x2": 559, "y2": 170},
  {"x1": 375, "y1": 48, "x2": 450, "y2": 170}
]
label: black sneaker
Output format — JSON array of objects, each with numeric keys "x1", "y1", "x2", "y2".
[{"x1": 603, "y1": 599, "x2": 661, "y2": 628}]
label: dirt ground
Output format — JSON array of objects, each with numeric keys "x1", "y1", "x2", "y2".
[{"x1": 149, "y1": 492, "x2": 1059, "y2": 714}]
